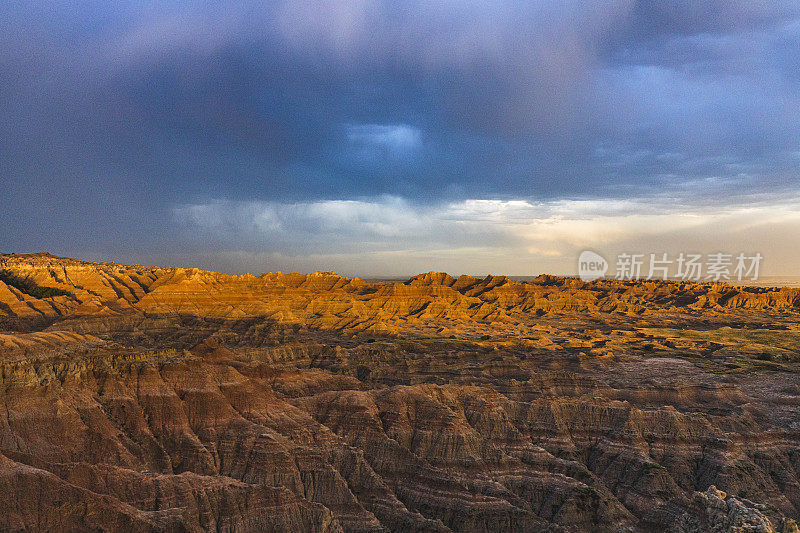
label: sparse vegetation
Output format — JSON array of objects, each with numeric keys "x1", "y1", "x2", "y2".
[
  {"x1": 646, "y1": 326, "x2": 800, "y2": 358},
  {"x1": 0, "y1": 270, "x2": 71, "y2": 299},
  {"x1": 480, "y1": 334, "x2": 491, "y2": 340}
]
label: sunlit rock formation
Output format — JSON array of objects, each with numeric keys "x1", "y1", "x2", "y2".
[{"x1": 1, "y1": 253, "x2": 800, "y2": 531}]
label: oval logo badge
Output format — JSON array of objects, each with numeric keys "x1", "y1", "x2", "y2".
[{"x1": 578, "y1": 250, "x2": 608, "y2": 281}]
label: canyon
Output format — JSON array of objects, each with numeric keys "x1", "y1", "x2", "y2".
[{"x1": 1, "y1": 252, "x2": 800, "y2": 532}]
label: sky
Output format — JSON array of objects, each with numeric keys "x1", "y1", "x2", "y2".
[{"x1": 2, "y1": 1, "x2": 800, "y2": 277}]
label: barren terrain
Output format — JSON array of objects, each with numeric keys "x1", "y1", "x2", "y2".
[{"x1": 1, "y1": 253, "x2": 800, "y2": 532}]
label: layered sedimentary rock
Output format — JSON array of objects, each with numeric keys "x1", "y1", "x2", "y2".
[
  {"x1": 1, "y1": 253, "x2": 800, "y2": 532},
  {"x1": 2, "y1": 253, "x2": 799, "y2": 335}
]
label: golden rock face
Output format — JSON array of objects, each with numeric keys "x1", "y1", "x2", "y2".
[
  {"x1": 2, "y1": 252, "x2": 798, "y2": 336},
  {"x1": 1, "y1": 252, "x2": 800, "y2": 532}
]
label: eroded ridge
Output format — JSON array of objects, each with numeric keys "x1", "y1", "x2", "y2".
[{"x1": 1, "y1": 253, "x2": 800, "y2": 532}]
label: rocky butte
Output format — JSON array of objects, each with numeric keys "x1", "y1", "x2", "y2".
[{"x1": 1, "y1": 252, "x2": 800, "y2": 532}]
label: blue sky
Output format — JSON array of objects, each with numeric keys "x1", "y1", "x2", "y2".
[{"x1": 2, "y1": 1, "x2": 800, "y2": 275}]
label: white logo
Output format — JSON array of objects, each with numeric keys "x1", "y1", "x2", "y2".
[{"x1": 578, "y1": 250, "x2": 608, "y2": 281}]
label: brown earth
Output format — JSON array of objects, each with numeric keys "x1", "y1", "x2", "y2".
[{"x1": 1, "y1": 252, "x2": 800, "y2": 532}]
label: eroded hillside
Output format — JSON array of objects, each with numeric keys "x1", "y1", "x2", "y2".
[{"x1": 1, "y1": 253, "x2": 800, "y2": 532}]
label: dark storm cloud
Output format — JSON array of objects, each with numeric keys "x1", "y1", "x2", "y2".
[{"x1": 2, "y1": 1, "x2": 799, "y2": 271}]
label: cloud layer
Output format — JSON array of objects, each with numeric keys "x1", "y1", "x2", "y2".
[
  {"x1": 172, "y1": 195, "x2": 800, "y2": 276},
  {"x1": 2, "y1": 1, "x2": 799, "y2": 274}
]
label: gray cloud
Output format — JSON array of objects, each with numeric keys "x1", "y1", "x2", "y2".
[
  {"x1": 2, "y1": 1, "x2": 799, "y2": 273},
  {"x1": 169, "y1": 193, "x2": 800, "y2": 276}
]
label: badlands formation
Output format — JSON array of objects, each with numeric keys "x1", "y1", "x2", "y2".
[{"x1": 2, "y1": 252, "x2": 800, "y2": 532}]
